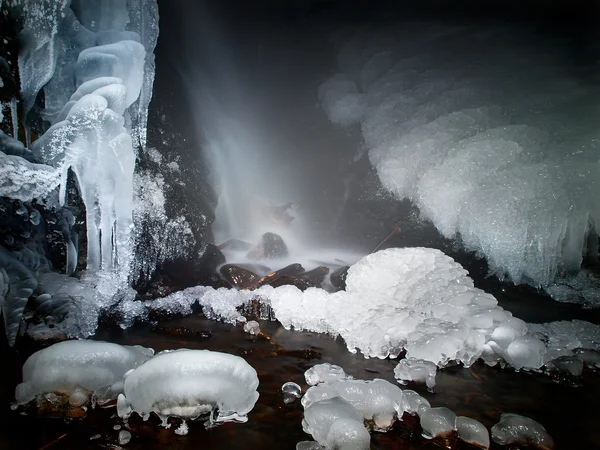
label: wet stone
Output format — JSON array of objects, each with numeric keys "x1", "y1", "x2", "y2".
[
  {"x1": 220, "y1": 264, "x2": 261, "y2": 289},
  {"x1": 300, "y1": 266, "x2": 330, "y2": 286},
  {"x1": 330, "y1": 265, "x2": 350, "y2": 290}
]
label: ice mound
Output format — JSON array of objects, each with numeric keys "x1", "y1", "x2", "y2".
[
  {"x1": 302, "y1": 397, "x2": 371, "y2": 450},
  {"x1": 14, "y1": 340, "x2": 154, "y2": 406},
  {"x1": 491, "y1": 413, "x2": 555, "y2": 449},
  {"x1": 456, "y1": 416, "x2": 490, "y2": 449},
  {"x1": 302, "y1": 378, "x2": 403, "y2": 431},
  {"x1": 394, "y1": 357, "x2": 437, "y2": 391},
  {"x1": 400, "y1": 389, "x2": 430, "y2": 417},
  {"x1": 319, "y1": 24, "x2": 600, "y2": 290},
  {"x1": 420, "y1": 407, "x2": 456, "y2": 439},
  {"x1": 269, "y1": 247, "x2": 514, "y2": 366},
  {"x1": 116, "y1": 349, "x2": 260, "y2": 427}
]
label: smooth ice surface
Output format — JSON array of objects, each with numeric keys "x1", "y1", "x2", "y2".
[
  {"x1": 117, "y1": 349, "x2": 259, "y2": 425},
  {"x1": 14, "y1": 340, "x2": 154, "y2": 405},
  {"x1": 305, "y1": 363, "x2": 352, "y2": 386},
  {"x1": 302, "y1": 397, "x2": 370, "y2": 450},
  {"x1": 400, "y1": 390, "x2": 430, "y2": 417},
  {"x1": 420, "y1": 407, "x2": 457, "y2": 439},
  {"x1": 319, "y1": 24, "x2": 600, "y2": 289},
  {"x1": 456, "y1": 416, "x2": 490, "y2": 449},
  {"x1": 491, "y1": 413, "x2": 555, "y2": 449},
  {"x1": 394, "y1": 357, "x2": 437, "y2": 391}
]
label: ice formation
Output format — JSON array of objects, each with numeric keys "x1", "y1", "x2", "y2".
[
  {"x1": 393, "y1": 357, "x2": 437, "y2": 391},
  {"x1": 305, "y1": 363, "x2": 352, "y2": 386},
  {"x1": 14, "y1": 340, "x2": 154, "y2": 406},
  {"x1": 420, "y1": 407, "x2": 456, "y2": 439},
  {"x1": 456, "y1": 416, "x2": 490, "y2": 449},
  {"x1": 302, "y1": 397, "x2": 371, "y2": 450},
  {"x1": 117, "y1": 247, "x2": 600, "y2": 375},
  {"x1": 16, "y1": 0, "x2": 159, "y2": 279},
  {"x1": 491, "y1": 413, "x2": 555, "y2": 449},
  {"x1": 243, "y1": 320, "x2": 261, "y2": 335},
  {"x1": 282, "y1": 382, "x2": 302, "y2": 403},
  {"x1": 318, "y1": 24, "x2": 600, "y2": 290},
  {"x1": 116, "y1": 349, "x2": 260, "y2": 427}
]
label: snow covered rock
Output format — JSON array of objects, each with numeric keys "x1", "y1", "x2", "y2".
[
  {"x1": 14, "y1": 340, "x2": 154, "y2": 406},
  {"x1": 116, "y1": 349, "x2": 259, "y2": 427}
]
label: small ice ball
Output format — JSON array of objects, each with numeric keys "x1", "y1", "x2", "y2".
[
  {"x1": 118, "y1": 430, "x2": 131, "y2": 445},
  {"x1": 304, "y1": 363, "x2": 350, "y2": 386},
  {"x1": 243, "y1": 320, "x2": 261, "y2": 335},
  {"x1": 420, "y1": 407, "x2": 457, "y2": 439},
  {"x1": 282, "y1": 381, "x2": 302, "y2": 403},
  {"x1": 401, "y1": 389, "x2": 431, "y2": 416}
]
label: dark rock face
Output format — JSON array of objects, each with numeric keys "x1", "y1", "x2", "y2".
[
  {"x1": 247, "y1": 232, "x2": 289, "y2": 260},
  {"x1": 130, "y1": 1, "x2": 220, "y2": 295},
  {"x1": 330, "y1": 265, "x2": 350, "y2": 291}
]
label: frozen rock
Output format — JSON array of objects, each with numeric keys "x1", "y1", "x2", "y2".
[
  {"x1": 302, "y1": 378, "x2": 403, "y2": 431},
  {"x1": 544, "y1": 356, "x2": 584, "y2": 378},
  {"x1": 491, "y1": 413, "x2": 555, "y2": 449},
  {"x1": 305, "y1": 363, "x2": 351, "y2": 386},
  {"x1": 243, "y1": 320, "x2": 261, "y2": 336},
  {"x1": 573, "y1": 348, "x2": 600, "y2": 369},
  {"x1": 400, "y1": 389, "x2": 431, "y2": 417},
  {"x1": 15, "y1": 340, "x2": 154, "y2": 406},
  {"x1": 116, "y1": 349, "x2": 259, "y2": 426},
  {"x1": 420, "y1": 407, "x2": 457, "y2": 439},
  {"x1": 302, "y1": 397, "x2": 370, "y2": 450},
  {"x1": 456, "y1": 416, "x2": 490, "y2": 449},
  {"x1": 394, "y1": 358, "x2": 437, "y2": 391}
]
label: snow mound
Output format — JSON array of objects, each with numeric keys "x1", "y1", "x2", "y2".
[
  {"x1": 15, "y1": 340, "x2": 154, "y2": 406},
  {"x1": 117, "y1": 349, "x2": 259, "y2": 426}
]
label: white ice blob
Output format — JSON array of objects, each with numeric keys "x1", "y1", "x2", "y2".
[
  {"x1": 15, "y1": 340, "x2": 154, "y2": 406},
  {"x1": 116, "y1": 349, "x2": 259, "y2": 427}
]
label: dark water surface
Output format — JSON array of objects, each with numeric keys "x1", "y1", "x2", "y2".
[{"x1": 2, "y1": 310, "x2": 600, "y2": 450}]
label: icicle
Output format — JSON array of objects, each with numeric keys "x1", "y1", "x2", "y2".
[{"x1": 10, "y1": 98, "x2": 18, "y2": 139}]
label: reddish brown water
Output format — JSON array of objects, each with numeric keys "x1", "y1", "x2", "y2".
[{"x1": 2, "y1": 312, "x2": 599, "y2": 450}]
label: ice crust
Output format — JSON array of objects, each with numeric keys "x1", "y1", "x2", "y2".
[
  {"x1": 318, "y1": 24, "x2": 600, "y2": 290},
  {"x1": 117, "y1": 349, "x2": 260, "y2": 426},
  {"x1": 491, "y1": 413, "x2": 555, "y2": 449},
  {"x1": 14, "y1": 340, "x2": 154, "y2": 406}
]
